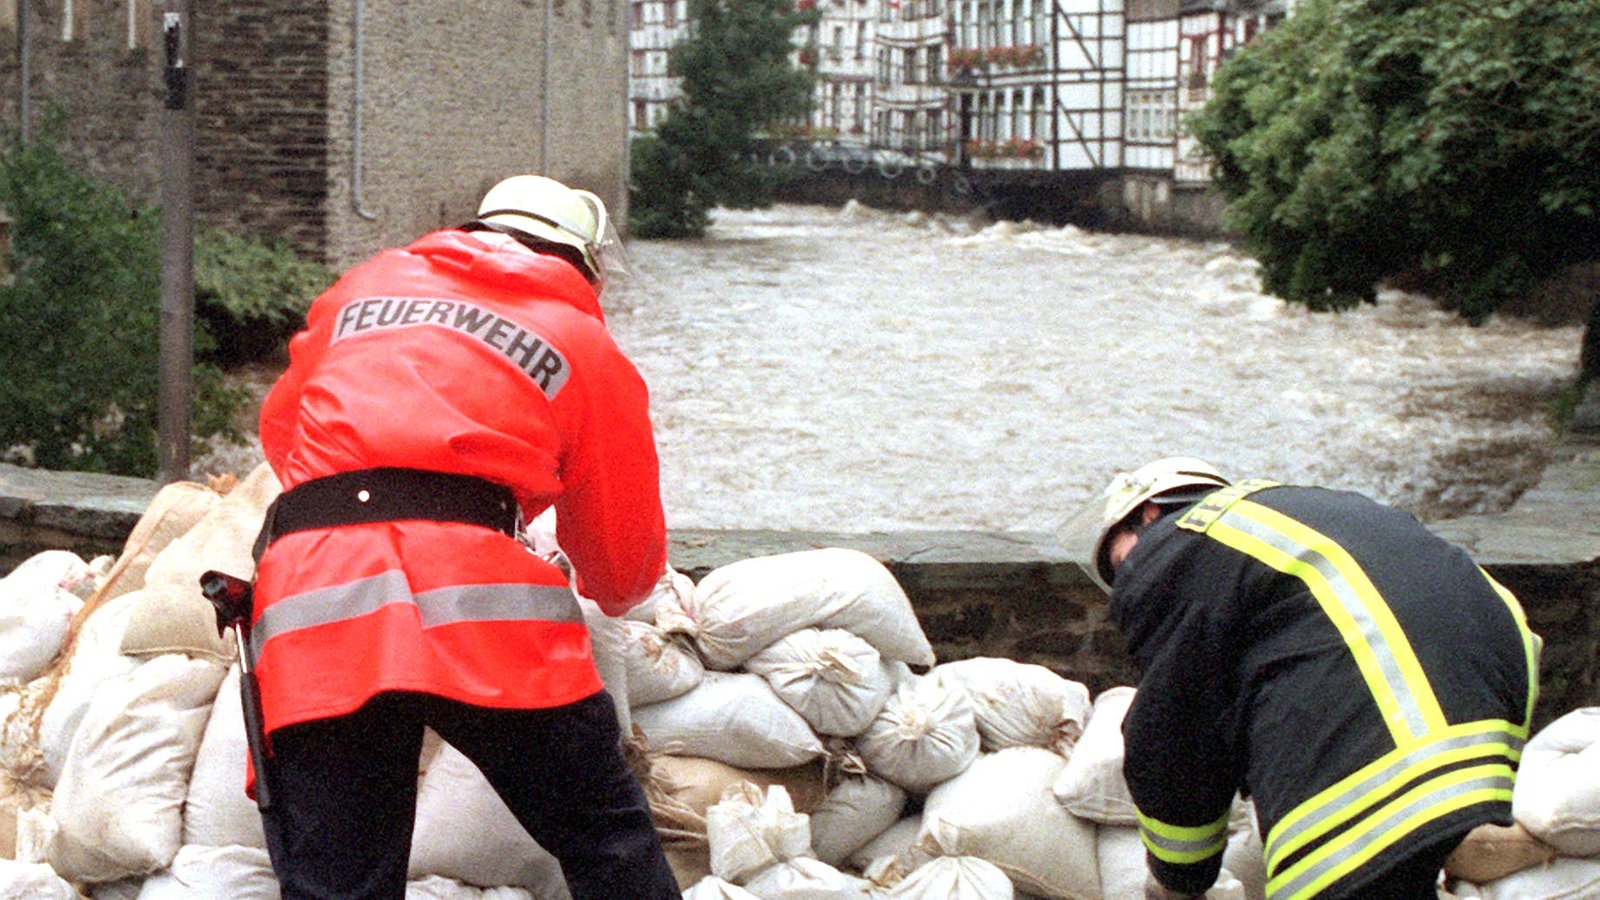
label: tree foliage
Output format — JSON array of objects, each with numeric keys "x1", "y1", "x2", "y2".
[
  {"x1": 628, "y1": 0, "x2": 816, "y2": 237},
  {"x1": 1190, "y1": 0, "x2": 1600, "y2": 322}
]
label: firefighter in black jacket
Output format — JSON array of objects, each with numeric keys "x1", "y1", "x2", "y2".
[{"x1": 1062, "y1": 457, "x2": 1541, "y2": 900}]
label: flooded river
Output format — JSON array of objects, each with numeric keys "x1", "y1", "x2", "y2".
[{"x1": 604, "y1": 202, "x2": 1582, "y2": 534}]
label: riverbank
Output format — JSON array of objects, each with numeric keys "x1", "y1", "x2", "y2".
[{"x1": 3, "y1": 427, "x2": 1596, "y2": 728}]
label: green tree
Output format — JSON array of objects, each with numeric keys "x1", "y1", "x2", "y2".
[
  {"x1": 1190, "y1": 0, "x2": 1600, "y2": 322},
  {"x1": 629, "y1": 0, "x2": 816, "y2": 238}
]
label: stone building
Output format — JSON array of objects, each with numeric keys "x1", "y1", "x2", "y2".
[{"x1": 0, "y1": 0, "x2": 629, "y2": 271}]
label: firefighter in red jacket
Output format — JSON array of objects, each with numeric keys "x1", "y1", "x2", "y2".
[
  {"x1": 251, "y1": 175, "x2": 680, "y2": 899},
  {"x1": 1063, "y1": 457, "x2": 1541, "y2": 900}
]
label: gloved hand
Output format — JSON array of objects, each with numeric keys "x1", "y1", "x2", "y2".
[{"x1": 1145, "y1": 872, "x2": 1206, "y2": 900}]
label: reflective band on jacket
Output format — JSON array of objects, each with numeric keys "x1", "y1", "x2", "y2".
[
  {"x1": 1202, "y1": 499, "x2": 1446, "y2": 744},
  {"x1": 252, "y1": 569, "x2": 583, "y2": 658},
  {"x1": 1140, "y1": 809, "x2": 1231, "y2": 866}
]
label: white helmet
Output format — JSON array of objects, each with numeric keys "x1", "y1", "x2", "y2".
[
  {"x1": 1057, "y1": 456, "x2": 1230, "y2": 593},
  {"x1": 476, "y1": 175, "x2": 611, "y2": 285}
]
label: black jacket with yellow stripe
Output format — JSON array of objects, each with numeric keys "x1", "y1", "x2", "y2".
[{"x1": 1109, "y1": 481, "x2": 1540, "y2": 900}]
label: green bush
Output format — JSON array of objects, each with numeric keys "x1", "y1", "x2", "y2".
[
  {"x1": 0, "y1": 129, "x2": 321, "y2": 477},
  {"x1": 195, "y1": 222, "x2": 329, "y2": 365}
]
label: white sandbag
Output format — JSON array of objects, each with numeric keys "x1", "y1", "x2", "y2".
[
  {"x1": 46, "y1": 653, "x2": 228, "y2": 882},
  {"x1": 183, "y1": 664, "x2": 267, "y2": 850},
  {"x1": 921, "y1": 747, "x2": 1101, "y2": 900},
  {"x1": 633, "y1": 672, "x2": 825, "y2": 769},
  {"x1": 0, "y1": 550, "x2": 90, "y2": 683},
  {"x1": 628, "y1": 564, "x2": 697, "y2": 626},
  {"x1": 99, "y1": 480, "x2": 220, "y2": 604},
  {"x1": 136, "y1": 844, "x2": 279, "y2": 899},
  {"x1": 34, "y1": 588, "x2": 146, "y2": 787},
  {"x1": 686, "y1": 548, "x2": 935, "y2": 670},
  {"x1": 809, "y1": 770, "x2": 907, "y2": 867},
  {"x1": 849, "y1": 816, "x2": 923, "y2": 874},
  {"x1": 682, "y1": 876, "x2": 764, "y2": 899},
  {"x1": 931, "y1": 658, "x2": 1092, "y2": 755},
  {"x1": 856, "y1": 673, "x2": 980, "y2": 792},
  {"x1": 408, "y1": 742, "x2": 571, "y2": 899},
  {"x1": 706, "y1": 784, "x2": 813, "y2": 885},
  {"x1": 1223, "y1": 801, "x2": 1266, "y2": 900},
  {"x1": 125, "y1": 461, "x2": 282, "y2": 662},
  {"x1": 741, "y1": 855, "x2": 876, "y2": 898},
  {"x1": 91, "y1": 877, "x2": 147, "y2": 899},
  {"x1": 1453, "y1": 855, "x2": 1600, "y2": 900},
  {"x1": 1051, "y1": 686, "x2": 1137, "y2": 826},
  {"x1": 1445, "y1": 822, "x2": 1556, "y2": 886},
  {"x1": 405, "y1": 876, "x2": 536, "y2": 899},
  {"x1": 619, "y1": 618, "x2": 705, "y2": 707},
  {"x1": 1096, "y1": 825, "x2": 1247, "y2": 900},
  {"x1": 884, "y1": 855, "x2": 1015, "y2": 899},
  {"x1": 746, "y1": 628, "x2": 899, "y2": 737},
  {"x1": 1512, "y1": 706, "x2": 1600, "y2": 857},
  {"x1": 0, "y1": 858, "x2": 78, "y2": 899},
  {"x1": 577, "y1": 596, "x2": 631, "y2": 738}
]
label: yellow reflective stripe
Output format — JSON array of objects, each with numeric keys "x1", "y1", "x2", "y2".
[
  {"x1": 1207, "y1": 500, "x2": 1447, "y2": 742},
  {"x1": 1139, "y1": 809, "x2": 1232, "y2": 865},
  {"x1": 1480, "y1": 567, "x2": 1542, "y2": 729},
  {"x1": 1267, "y1": 762, "x2": 1513, "y2": 900},
  {"x1": 1263, "y1": 721, "x2": 1523, "y2": 869}
]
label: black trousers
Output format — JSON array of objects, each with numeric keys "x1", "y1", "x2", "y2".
[{"x1": 259, "y1": 690, "x2": 679, "y2": 900}]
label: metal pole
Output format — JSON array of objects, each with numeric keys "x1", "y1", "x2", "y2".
[
  {"x1": 157, "y1": 0, "x2": 194, "y2": 483},
  {"x1": 17, "y1": 0, "x2": 28, "y2": 144}
]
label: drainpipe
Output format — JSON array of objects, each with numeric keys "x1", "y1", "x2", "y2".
[
  {"x1": 17, "y1": 0, "x2": 28, "y2": 144},
  {"x1": 351, "y1": 0, "x2": 378, "y2": 219},
  {"x1": 541, "y1": 0, "x2": 552, "y2": 168}
]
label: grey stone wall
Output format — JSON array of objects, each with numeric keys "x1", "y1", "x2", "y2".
[{"x1": 3, "y1": 457, "x2": 1595, "y2": 731}]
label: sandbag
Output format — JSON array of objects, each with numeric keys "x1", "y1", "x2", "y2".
[
  {"x1": 628, "y1": 565, "x2": 697, "y2": 626},
  {"x1": 1444, "y1": 823, "x2": 1556, "y2": 886},
  {"x1": 124, "y1": 461, "x2": 281, "y2": 662},
  {"x1": 856, "y1": 673, "x2": 980, "y2": 792},
  {"x1": 685, "y1": 548, "x2": 935, "y2": 670},
  {"x1": 46, "y1": 653, "x2": 228, "y2": 882},
  {"x1": 741, "y1": 855, "x2": 875, "y2": 898},
  {"x1": 407, "y1": 742, "x2": 570, "y2": 898},
  {"x1": 183, "y1": 664, "x2": 266, "y2": 850},
  {"x1": 1512, "y1": 706, "x2": 1600, "y2": 857},
  {"x1": 0, "y1": 550, "x2": 92, "y2": 684},
  {"x1": 619, "y1": 619, "x2": 705, "y2": 707},
  {"x1": 0, "y1": 770, "x2": 50, "y2": 860},
  {"x1": 808, "y1": 769, "x2": 907, "y2": 867},
  {"x1": 746, "y1": 628, "x2": 900, "y2": 737},
  {"x1": 848, "y1": 816, "x2": 923, "y2": 874},
  {"x1": 136, "y1": 844, "x2": 279, "y2": 899},
  {"x1": 932, "y1": 657, "x2": 1092, "y2": 755},
  {"x1": 0, "y1": 858, "x2": 77, "y2": 899},
  {"x1": 577, "y1": 597, "x2": 631, "y2": 738},
  {"x1": 98, "y1": 480, "x2": 220, "y2": 604},
  {"x1": 706, "y1": 784, "x2": 813, "y2": 886},
  {"x1": 1051, "y1": 686, "x2": 1137, "y2": 826},
  {"x1": 920, "y1": 747, "x2": 1101, "y2": 900},
  {"x1": 633, "y1": 671, "x2": 825, "y2": 769},
  {"x1": 404, "y1": 876, "x2": 536, "y2": 899},
  {"x1": 26, "y1": 588, "x2": 144, "y2": 787},
  {"x1": 883, "y1": 855, "x2": 1014, "y2": 899},
  {"x1": 682, "y1": 875, "x2": 763, "y2": 899},
  {"x1": 1452, "y1": 855, "x2": 1600, "y2": 900}
]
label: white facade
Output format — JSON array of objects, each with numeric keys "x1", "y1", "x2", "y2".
[
  {"x1": 629, "y1": 0, "x2": 689, "y2": 134},
  {"x1": 871, "y1": 0, "x2": 951, "y2": 161}
]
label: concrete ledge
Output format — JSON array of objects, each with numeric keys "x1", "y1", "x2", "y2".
[{"x1": 2, "y1": 446, "x2": 1596, "y2": 728}]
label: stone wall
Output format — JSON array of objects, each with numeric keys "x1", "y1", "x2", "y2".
[{"x1": 3, "y1": 461, "x2": 1594, "y2": 731}]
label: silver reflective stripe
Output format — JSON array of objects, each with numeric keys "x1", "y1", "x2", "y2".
[
  {"x1": 253, "y1": 569, "x2": 582, "y2": 657},
  {"x1": 1264, "y1": 728, "x2": 1520, "y2": 867},
  {"x1": 1217, "y1": 510, "x2": 1432, "y2": 739},
  {"x1": 1269, "y1": 767, "x2": 1514, "y2": 900},
  {"x1": 1141, "y1": 819, "x2": 1229, "y2": 864}
]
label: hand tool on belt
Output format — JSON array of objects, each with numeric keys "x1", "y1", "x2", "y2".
[{"x1": 199, "y1": 569, "x2": 276, "y2": 811}]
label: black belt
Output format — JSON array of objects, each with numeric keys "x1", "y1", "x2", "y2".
[{"x1": 254, "y1": 468, "x2": 519, "y2": 559}]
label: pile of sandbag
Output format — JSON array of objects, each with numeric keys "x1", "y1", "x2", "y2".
[{"x1": 0, "y1": 459, "x2": 1593, "y2": 900}]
